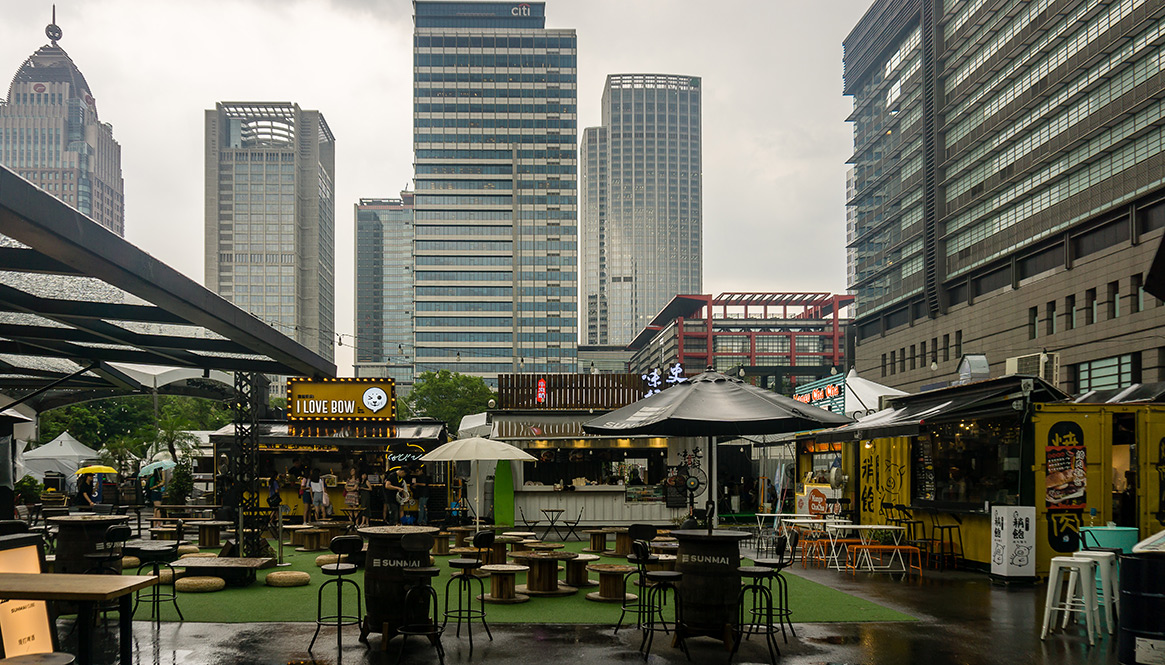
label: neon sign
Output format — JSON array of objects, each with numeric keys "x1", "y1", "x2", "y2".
[{"x1": 535, "y1": 378, "x2": 547, "y2": 404}]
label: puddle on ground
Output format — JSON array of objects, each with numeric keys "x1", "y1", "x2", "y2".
[{"x1": 807, "y1": 635, "x2": 863, "y2": 645}]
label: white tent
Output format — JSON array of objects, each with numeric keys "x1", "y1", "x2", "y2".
[
  {"x1": 843, "y1": 369, "x2": 908, "y2": 418},
  {"x1": 20, "y1": 431, "x2": 99, "y2": 482}
]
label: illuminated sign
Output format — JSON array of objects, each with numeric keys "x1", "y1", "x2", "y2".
[
  {"x1": 0, "y1": 545, "x2": 51, "y2": 657},
  {"x1": 793, "y1": 373, "x2": 845, "y2": 413},
  {"x1": 512, "y1": 3, "x2": 530, "y2": 15},
  {"x1": 535, "y1": 378, "x2": 547, "y2": 404},
  {"x1": 287, "y1": 378, "x2": 397, "y2": 421}
]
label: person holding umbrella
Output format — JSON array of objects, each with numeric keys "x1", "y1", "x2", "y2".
[
  {"x1": 148, "y1": 469, "x2": 165, "y2": 517},
  {"x1": 73, "y1": 473, "x2": 96, "y2": 508}
]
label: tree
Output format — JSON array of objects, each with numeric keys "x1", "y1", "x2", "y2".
[{"x1": 405, "y1": 370, "x2": 495, "y2": 435}]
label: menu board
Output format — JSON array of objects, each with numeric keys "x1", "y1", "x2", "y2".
[
  {"x1": 0, "y1": 545, "x2": 51, "y2": 657},
  {"x1": 913, "y1": 434, "x2": 936, "y2": 502}
]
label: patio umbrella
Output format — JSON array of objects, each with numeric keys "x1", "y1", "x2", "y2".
[
  {"x1": 75, "y1": 465, "x2": 117, "y2": 475},
  {"x1": 582, "y1": 369, "x2": 852, "y2": 533},
  {"x1": 420, "y1": 436, "x2": 536, "y2": 525},
  {"x1": 137, "y1": 459, "x2": 178, "y2": 477}
]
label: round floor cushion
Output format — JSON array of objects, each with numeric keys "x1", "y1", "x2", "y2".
[
  {"x1": 177, "y1": 545, "x2": 200, "y2": 556},
  {"x1": 175, "y1": 576, "x2": 225, "y2": 593},
  {"x1": 121, "y1": 556, "x2": 141, "y2": 569},
  {"x1": 180, "y1": 552, "x2": 217, "y2": 559},
  {"x1": 315, "y1": 554, "x2": 348, "y2": 567},
  {"x1": 265, "y1": 570, "x2": 311, "y2": 587},
  {"x1": 156, "y1": 568, "x2": 178, "y2": 585}
]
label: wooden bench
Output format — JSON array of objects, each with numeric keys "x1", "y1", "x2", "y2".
[
  {"x1": 173, "y1": 556, "x2": 275, "y2": 587},
  {"x1": 847, "y1": 544, "x2": 922, "y2": 575}
]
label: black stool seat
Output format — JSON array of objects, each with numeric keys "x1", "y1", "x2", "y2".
[
  {"x1": 739, "y1": 566, "x2": 775, "y2": 578},
  {"x1": 405, "y1": 566, "x2": 442, "y2": 577},
  {"x1": 645, "y1": 570, "x2": 682, "y2": 582},
  {"x1": 321, "y1": 562, "x2": 358, "y2": 576},
  {"x1": 752, "y1": 558, "x2": 781, "y2": 568},
  {"x1": 448, "y1": 558, "x2": 480, "y2": 569}
]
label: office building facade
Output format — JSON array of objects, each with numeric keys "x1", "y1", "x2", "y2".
[
  {"x1": 0, "y1": 21, "x2": 124, "y2": 235},
  {"x1": 204, "y1": 102, "x2": 336, "y2": 362},
  {"x1": 354, "y1": 194, "x2": 416, "y2": 394},
  {"x1": 581, "y1": 74, "x2": 702, "y2": 346},
  {"x1": 413, "y1": 1, "x2": 578, "y2": 385},
  {"x1": 846, "y1": 0, "x2": 1165, "y2": 393}
]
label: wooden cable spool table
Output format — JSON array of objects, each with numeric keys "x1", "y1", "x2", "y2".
[
  {"x1": 527, "y1": 542, "x2": 565, "y2": 552},
  {"x1": 585, "y1": 563, "x2": 636, "y2": 602},
  {"x1": 514, "y1": 538, "x2": 540, "y2": 553},
  {"x1": 509, "y1": 550, "x2": 578, "y2": 597},
  {"x1": 296, "y1": 528, "x2": 328, "y2": 552},
  {"x1": 564, "y1": 553, "x2": 600, "y2": 587},
  {"x1": 582, "y1": 529, "x2": 609, "y2": 553},
  {"x1": 282, "y1": 524, "x2": 312, "y2": 546},
  {"x1": 487, "y1": 535, "x2": 523, "y2": 564},
  {"x1": 197, "y1": 521, "x2": 234, "y2": 548},
  {"x1": 312, "y1": 520, "x2": 350, "y2": 543},
  {"x1": 609, "y1": 527, "x2": 632, "y2": 556},
  {"x1": 478, "y1": 564, "x2": 530, "y2": 604},
  {"x1": 647, "y1": 553, "x2": 677, "y2": 572},
  {"x1": 447, "y1": 525, "x2": 477, "y2": 548},
  {"x1": 432, "y1": 531, "x2": 451, "y2": 555}
]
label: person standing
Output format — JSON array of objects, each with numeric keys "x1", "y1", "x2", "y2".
[
  {"x1": 382, "y1": 467, "x2": 408, "y2": 525},
  {"x1": 73, "y1": 474, "x2": 96, "y2": 508},
  {"x1": 308, "y1": 468, "x2": 325, "y2": 522},
  {"x1": 412, "y1": 465, "x2": 431, "y2": 525},
  {"x1": 357, "y1": 471, "x2": 372, "y2": 528},
  {"x1": 148, "y1": 469, "x2": 165, "y2": 518},
  {"x1": 344, "y1": 467, "x2": 360, "y2": 525}
]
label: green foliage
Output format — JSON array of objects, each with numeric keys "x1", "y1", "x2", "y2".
[
  {"x1": 14, "y1": 475, "x2": 42, "y2": 504},
  {"x1": 35, "y1": 396, "x2": 229, "y2": 455},
  {"x1": 405, "y1": 370, "x2": 495, "y2": 435},
  {"x1": 164, "y1": 459, "x2": 195, "y2": 505}
]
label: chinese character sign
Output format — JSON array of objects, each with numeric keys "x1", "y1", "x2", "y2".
[
  {"x1": 991, "y1": 506, "x2": 1035, "y2": 578},
  {"x1": 1045, "y1": 421, "x2": 1087, "y2": 509},
  {"x1": 642, "y1": 368, "x2": 663, "y2": 397}
]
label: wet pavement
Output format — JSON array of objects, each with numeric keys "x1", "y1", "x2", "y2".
[{"x1": 64, "y1": 559, "x2": 1120, "y2": 665}]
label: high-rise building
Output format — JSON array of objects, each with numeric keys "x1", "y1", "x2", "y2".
[
  {"x1": 412, "y1": 1, "x2": 578, "y2": 385},
  {"x1": 204, "y1": 102, "x2": 336, "y2": 363},
  {"x1": 0, "y1": 18, "x2": 124, "y2": 235},
  {"x1": 846, "y1": 0, "x2": 1165, "y2": 393},
  {"x1": 354, "y1": 193, "x2": 416, "y2": 394},
  {"x1": 581, "y1": 74, "x2": 702, "y2": 346}
]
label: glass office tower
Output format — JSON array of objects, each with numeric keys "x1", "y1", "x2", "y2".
[
  {"x1": 413, "y1": 1, "x2": 578, "y2": 384},
  {"x1": 354, "y1": 194, "x2": 416, "y2": 394}
]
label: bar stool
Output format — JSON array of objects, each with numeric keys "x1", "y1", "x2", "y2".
[
  {"x1": 83, "y1": 524, "x2": 132, "y2": 574},
  {"x1": 133, "y1": 543, "x2": 183, "y2": 622},
  {"x1": 1041, "y1": 556, "x2": 1100, "y2": 646},
  {"x1": 443, "y1": 531, "x2": 493, "y2": 655},
  {"x1": 615, "y1": 524, "x2": 658, "y2": 634},
  {"x1": 397, "y1": 532, "x2": 444, "y2": 665},
  {"x1": 730, "y1": 566, "x2": 780, "y2": 665},
  {"x1": 752, "y1": 529, "x2": 798, "y2": 642},
  {"x1": 927, "y1": 511, "x2": 963, "y2": 571},
  {"x1": 1072, "y1": 550, "x2": 1118, "y2": 634},
  {"x1": 635, "y1": 541, "x2": 688, "y2": 662},
  {"x1": 309, "y1": 535, "x2": 364, "y2": 653}
]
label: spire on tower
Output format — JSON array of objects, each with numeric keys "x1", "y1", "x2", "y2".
[{"x1": 46, "y1": 5, "x2": 62, "y2": 45}]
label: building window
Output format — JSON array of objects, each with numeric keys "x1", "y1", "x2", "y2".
[
  {"x1": 909, "y1": 344, "x2": 916, "y2": 370},
  {"x1": 954, "y1": 331, "x2": 962, "y2": 358},
  {"x1": 1028, "y1": 307, "x2": 1038, "y2": 340},
  {"x1": 942, "y1": 334, "x2": 950, "y2": 361},
  {"x1": 1075, "y1": 354, "x2": 1140, "y2": 392},
  {"x1": 1108, "y1": 281, "x2": 1120, "y2": 320},
  {"x1": 1046, "y1": 301, "x2": 1056, "y2": 336},
  {"x1": 1132, "y1": 273, "x2": 1144, "y2": 313},
  {"x1": 920, "y1": 341, "x2": 927, "y2": 369},
  {"x1": 899, "y1": 348, "x2": 906, "y2": 374},
  {"x1": 889, "y1": 351, "x2": 896, "y2": 375},
  {"x1": 882, "y1": 353, "x2": 887, "y2": 378},
  {"x1": 1066, "y1": 294, "x2": 1077, "y2": 330},
  {"x1": 931, "y1": 337, "x2": 938, "y2": 364},
  {"x1": 1085, "y1": 288, "x2": 1097, "y2": 325}
]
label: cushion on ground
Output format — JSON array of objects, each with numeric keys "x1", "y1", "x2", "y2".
[
  {"x1": 156, "y1": 568, "x2": 178, "y2": 584},
  {"x1": 177, "y1": 545, "x2": 200, "y2": 555},
  {"x1": 315, "y1": 554, "x2": 348, "y2": 567},
  {"x1": 265, "y1": 570, "x2": 311, "y2": 587},
  {"x1": 121, "y1": 556, "x2": 141, "y2": 569},
  {"x1": 175, "y1": 576, "x2": 225, "y2": 593},
  {"x1": 180, "y1": 552, "x2": 217, "y2": 559}
]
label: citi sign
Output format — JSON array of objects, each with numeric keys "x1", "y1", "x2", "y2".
[{"x1": 512, "y1": 3, "x2": 531, "y2": 15}]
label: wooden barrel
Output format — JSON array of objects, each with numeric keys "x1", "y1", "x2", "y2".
[
  {"x1": 359, "y1": 526, "x2": 439, "y2": 641},
  {"x1": 48, "y1": 515, "x2": 128, "y2": 575},
  {"x1": 672, "y1": 529, "x2": 750, "y2": 645}
]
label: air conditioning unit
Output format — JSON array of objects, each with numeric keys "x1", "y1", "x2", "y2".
[{"x1": 1005, "y1": 352, "x2": 1060, "y2": 387}]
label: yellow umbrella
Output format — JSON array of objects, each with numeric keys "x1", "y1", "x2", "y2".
[{"x1": 75, "y1": 465, "x2": 118, "y2": 475}]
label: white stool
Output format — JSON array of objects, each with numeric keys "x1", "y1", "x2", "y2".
[
  {"x1": 1074, "y1": 550, "x2": 1118, "y2": 634},
  {"x1": 1041, "y1": 556, "x2": 1100, "y2": 645}
]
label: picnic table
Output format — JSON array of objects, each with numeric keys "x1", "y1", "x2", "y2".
[
  {"x1": 172, "y1": 556, "x2": 275, "y2": 586},
  {"x1": 0, "y1": 572, "x2": 155, "y2": 664}
]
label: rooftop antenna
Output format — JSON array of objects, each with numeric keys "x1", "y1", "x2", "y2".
[{"x1": 46, "y1": 5, "x2": 62, "y2": 45}]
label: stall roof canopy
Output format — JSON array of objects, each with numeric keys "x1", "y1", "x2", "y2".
[
  {"x1": 0, "y1": 166, "x2": 335, "y2": 400},
  {"x1": 1072, "y1": 382, "x2": 1165, "y2": 404},
  {"x1": 491, "y1": 412, "x2": 666, "y2": 442},
  {"x1": 812, "y1": 375, "x2": 1069, "y2": 443},
  {"x1": 208, "y1": 421, "x2": 447, "y2": 447}
]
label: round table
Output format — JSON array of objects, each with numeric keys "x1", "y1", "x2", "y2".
[
  {"x1": 448, "y1": 526, "x2": 477, "y2": 548},
  {"x1": 197, "y1": 521, "x2": 233, "y2": 549},
  {"x1": 358, "y1": 525, "x2": 439, "y2": 642},
  {"x1": 528, "y1": 542, "x2": 565, "y2": 552},
  {"x1": 478, "y1": 564, "x2": 530, "y2": 604},
  {"x1": 585, "y1": 563, "x2": 636, "y2": 602},
  {"x1": 47, "y1": 514, "x2": 129, "y2": 574},
  {"x1": 432, "y1": 531, "x2": 452, "y2": 555},
  {"x1": 564, "y1": 553, "x2": 600, "y2": 587},
  {"x1": 509, "y1": 550, "x2": 578, "y2": 597},
  {"x1": 488, "y1": 535, "x2": 523, "y2": 564},
  {"x1": 609, "y1": 527, "x2": 632, "y2": 556},
  {"x1": 582, "y1": 529, "x2": 609, "y2": 553}
]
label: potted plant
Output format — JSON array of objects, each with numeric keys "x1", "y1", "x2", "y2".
[
  {"x1": 164, "y1": 459, "x2": 194, "y2": 506},
  {"x1": 14, "y1": 475, "x2": 42, "y2": 505}
]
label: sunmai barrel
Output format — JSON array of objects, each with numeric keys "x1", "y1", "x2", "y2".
[
  {"x1": 1118, "y1": 552, "x2": 1165, "y2": 665},
  {"x1": 671, "y1": 529, "x2": 750, "y2": 645},
  {"x1": 48, "y1": 514, "x2": 128, "y2": 574},
  {"x1": 359, "y1": 525, "x2": 438, "y2": 641}
]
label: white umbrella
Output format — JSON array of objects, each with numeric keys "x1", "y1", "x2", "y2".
[{"x1": 420, "y1": 436, "x2": 535, "y2": 525}]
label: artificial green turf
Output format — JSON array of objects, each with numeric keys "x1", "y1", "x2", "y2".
[{"x1": 123, "y1": 540, "x2": 915, "y2": 624}]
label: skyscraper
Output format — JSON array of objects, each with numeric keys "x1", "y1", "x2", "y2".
[
  {"x1": 204, "y1": 102, "x2": 336, "y2": 363},
  {"x1": 354, "y1": 193, "x2": 416, "y2": 394},
  {"x1": 581, "y1": 74, "x2": 702, "y2": 345},
  {"x1": 846, "y1": 0, "x2": 1165, "y2": 392},
  {"x1": 412, "y1": 1, "x2": 578, "y2": 384},
  {"x1": 0, "y1": 17, "x2": 124, "y2": 236}
]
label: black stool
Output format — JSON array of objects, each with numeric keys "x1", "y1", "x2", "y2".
[
  {"x1": 638, "y1": 563, "x2": 688, "y2": 661},
  {"x1": 927, "y1": 512, "x2": 963, "y2": 571},
  {"x1": 615, "y1": 524, "x2": 659, "y2": 634},
  {"x1": 133, "y1": 543, "x2": 183, "y2": 622},
  {"x1": 397, "y1": 532, "x2": 444, "y2": 665},
  {"x1": 752, "y1": 530, "x2": 798, "y2": 642},
  {"x1": 310, "y1": 535, "x2": 364, "y2": 652},
  {"x1": 730, "y1": 566, "x2": 780, "y2": 665},
  {"x1": 443, "y1": 531, "x2": 492, "y2": 655},
  {"x1": 83, "y1": 524, "x2": 132, "y2": 575}
]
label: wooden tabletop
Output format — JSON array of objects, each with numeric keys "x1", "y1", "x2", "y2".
[
  {"x1": 175, "y1": 557, "x2": 275, "y2": 570},
  {"x1": 480, "y1": 564, "x2": 529, "y2": 573},
  {"x1": 586, "y1": 563, "x2": 634, "y2": 573},
  {"x1": 510, "y1": 550, "x2": 577, "y2": 562},
  {"x1": 359, "y1": 525, "x2": 439, "y2": 537},
  {"x1": 157, "y1": 504, "x2": 221, "y2": 510},
  {"x1": 46, "y1": 514, "x2": 128, "y2": 525},
  {"x1": 528, "y1": 542, "x2": 565, "y2": 551},
  {"x1": 0, "y1": 573, "x2": 155, "y2": 602}
]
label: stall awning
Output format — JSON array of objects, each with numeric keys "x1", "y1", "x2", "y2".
[
  {"x1": 207, "y1": 421, "x2": 447, "y2": 449},
  {"x1": 812, "y1": 374, "x2": 1068, "y2": 443},
  {"x1": 1072, "y1": 382, "x2": 1165, "y2": 404},
  {"x1": 492, "y1": 413, "x2": 599, "y2": 440}
]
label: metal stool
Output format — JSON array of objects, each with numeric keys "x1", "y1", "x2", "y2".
[
  {"x1": 638, "y1": 564, "x2": 688, "y2": 661},
  {"x1": 309, "y1": 535, "x2": 364, "y2": 652},
  {"x1": 1041, "y1": 556, "x2": 1100, "y2": 646},
  {"x1": 615, "y1": 524, "x2": 659, "y2": 634},
  {"x1": 753, "y1": 529, "x2": 798, "y2": 642},
  {"x1": 443, "y1": 531, "x2": 493, "y2": 656},
  {"x1": 83, "y1": 524, "x2": 132, "y2": 575},
  {"x1": 397, "y1": 532, "x2": 444, "y2": 665},
  {"x1": 927, "y1": 512, "x2": 963, "y2": 571},
  {"x1": 133, "y1": 543, "x2": 183, "y2": 622},
  {"x1": 1073, "y1": 550, "x2": 1118, "y2": 635},
  {"x1": 730, "y1": 566, "x2": 780, "y2": 665}
]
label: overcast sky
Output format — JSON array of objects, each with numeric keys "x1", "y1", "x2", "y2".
[{"x1": 1, "y1": 0, "x2": 872, "y2": 373}]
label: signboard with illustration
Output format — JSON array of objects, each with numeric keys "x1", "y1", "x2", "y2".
[
  {"x1": 991, "y1": 506, "x2": 1036, "y2": 579},
  {"x1": 796, "y1": 483, "x2": 831, "y2": 515},
  {"x1": 1043, "y1": 420, "x2": 1087, "y2": 553},
  {"x1": 792, "y1": 373, "x2": 845, "y2": 414},
  {"x1": 287, "y1": 377, "x2": 397, "y2": 421}
]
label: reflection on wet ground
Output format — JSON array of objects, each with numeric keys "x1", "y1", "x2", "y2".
[{"x1": 59, "y1": 556, "x2": 1119, "y2": 664}]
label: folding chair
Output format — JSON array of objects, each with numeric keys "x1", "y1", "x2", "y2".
[
  {"x1": 518, "y1": 507, "x2": 540, "y2": 531},
  {"x1": 560, "y1": 507, "x2": 584, "y2": 541}
]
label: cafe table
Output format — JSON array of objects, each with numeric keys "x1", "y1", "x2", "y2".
[
  {"x1": 540, "y1": 509, "x2": 565, "y2": 541},
  {"x1": 825, "y1": 523, "x2": 907, "y2": 572},
  {"x1": 509, "y1": 550, "x2": 578, "y2": 597},
  {"x1": 0, "y1": 572, "x2": 156, "y2": 665}
]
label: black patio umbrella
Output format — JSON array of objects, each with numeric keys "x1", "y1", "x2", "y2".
[{"x1": 582, "y1": 369, "x2": 852, "y2": 533}]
